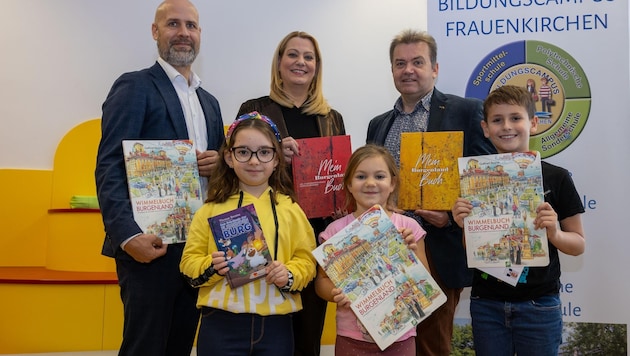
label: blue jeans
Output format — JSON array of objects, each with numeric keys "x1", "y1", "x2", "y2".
[
  {"x1": 197, "y1": 307, "x2": 294, "y2": 356},
  {"x1": 470, "y1": 294, "x2": 562, "y2": 356}
]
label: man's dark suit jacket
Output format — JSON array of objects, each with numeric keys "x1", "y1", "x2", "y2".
[
  {"x1": 367, "y1": 88, "x2": 496, "y2": 288},
  {"x1": 96, "y1": 62, "x2": 224, "y2": 258}
]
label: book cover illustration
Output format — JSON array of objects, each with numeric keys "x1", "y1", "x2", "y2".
[
  {"x1": 208, "y1": 204, "x2": 272, "y2": 289},
  {"x1": 291, "y1": 135, "x2": 352, "y2": 219},
  {"x1": 399, "y1": 131, "x2": 463, "y2": 211},
  {"x1": 458, "y1": 151, "x2": 549, "y2": 269},
  {"x1": 312, "y1": 205, "x2": 446, "y2": 351},
  {"x1": 122, "y1": 139, "x2": 203, "y2": 244}
]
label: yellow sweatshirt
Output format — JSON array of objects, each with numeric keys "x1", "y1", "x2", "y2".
[{"x1": 180, "y1": 188, "x2": 316, "y2": 315}]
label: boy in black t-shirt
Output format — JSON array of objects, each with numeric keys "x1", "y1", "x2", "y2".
[{"x1": 452, "y1": 85, "x2": 585, "y2": 356}]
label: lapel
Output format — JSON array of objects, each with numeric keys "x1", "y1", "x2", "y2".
[
  {"x1": 427, "y1": 88, "x2": 447, "y2": 132},
  {"x1": 149, "y1": 62, "x2": 188, "y2": 138}
]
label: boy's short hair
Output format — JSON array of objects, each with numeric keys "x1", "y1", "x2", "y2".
[{"x1": 483, "y1": 85, "x2": 536, "y2": 121}]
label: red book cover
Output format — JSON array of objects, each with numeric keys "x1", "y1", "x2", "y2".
[{"x1": 292, "y1": 135, "x2": 352, "y2": 218}]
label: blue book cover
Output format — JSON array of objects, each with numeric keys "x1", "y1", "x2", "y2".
[{"x1": 208, "y1": 204, "x2": 272, "y2": 289}]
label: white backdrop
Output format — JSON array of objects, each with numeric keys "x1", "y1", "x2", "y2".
[
  {"x1": 0, "y1": 0, "x2": 427, "y2": 169},
  {"x1": 428, "y1": 0, "x2": 630, "y2": 345}
]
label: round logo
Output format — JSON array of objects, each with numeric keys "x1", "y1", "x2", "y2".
[{"x1": 465, "y1": 41, "x2": 591, "y2": 158}]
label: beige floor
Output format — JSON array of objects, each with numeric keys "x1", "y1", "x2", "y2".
[{"x1": 4, "y1": 346, "x2": 335, "y2": 356}]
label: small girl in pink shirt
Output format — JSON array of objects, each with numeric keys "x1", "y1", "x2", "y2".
[{"x1": 315, "y1": 145, "x2": 429, "y2": 356}]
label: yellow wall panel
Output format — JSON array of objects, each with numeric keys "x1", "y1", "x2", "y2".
[
  {"x1": 0, "y1": 169, "x2": 52, "y2": 267},
  {"x1": 0, "y1": 284, "x2": 108, "y2": 353}
]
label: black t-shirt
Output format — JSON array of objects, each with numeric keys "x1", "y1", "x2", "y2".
[{"x1": 471, "y1": 161, "x2": 585, "y2": 301}]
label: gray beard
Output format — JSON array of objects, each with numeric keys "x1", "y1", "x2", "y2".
[{"x1": 161, "y1": 46, "x2": 197, "y2": 67}]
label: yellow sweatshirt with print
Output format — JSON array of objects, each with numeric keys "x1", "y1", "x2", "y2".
[{"x1": 180, "y1": 188, "x2": 316, "y2": 315}]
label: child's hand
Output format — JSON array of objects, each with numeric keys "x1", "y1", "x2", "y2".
[
  {"x1": 534, "y1": 202, "x2": 559, "y2": 238},
  {"x1": 399, "y1": 227, "x2": 418, "y2": 254},
  {"x1": 452, "y1": 198, "x2": 473, "y2": 228},
  {"x1": 331, "y1": 287, "x2": 351, "y2": 308},
  {"x1": 265, "y1": 261, "x2": 290, "y2": 288},
  {"x1": 211, "y1": 251, "x2": 230, "y2": 276}
]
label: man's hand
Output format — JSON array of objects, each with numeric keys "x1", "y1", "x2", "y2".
[
  {"x1": 414, "y1": 209, "x2": 450, "y2": 228},
  {"x1": 197, "y1": 150, "x2": 221, "y2": 177},
  {"x1": 124, "y1": 233, "x2": 167, "y2": 263}
]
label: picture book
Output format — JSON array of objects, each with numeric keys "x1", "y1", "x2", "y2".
[
  {"x1": 312, "y1": 205, "x2": 446, "y2": 350},
  {"x1": 122, "y1": 139, "x2": 204, "y2": 244},
  {"x1": 208, "y1": 204, "x2": 272, "y2": 289},
  {"x1": 399, "y1": 131, "x2": 463, "y2": 211},
  {"x1": 291, "y1": 135, "x2": 352, "y2": 218},
  {"x1": 458, "y1": 151, "x2": 549, "y2": 269}
]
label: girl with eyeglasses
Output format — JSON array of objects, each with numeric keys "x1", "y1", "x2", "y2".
[{"x1": 180, "y1": 111, "x2": 317, "y2": 355}]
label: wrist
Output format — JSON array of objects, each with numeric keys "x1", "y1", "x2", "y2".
[
  {"x1": 280, "y1": 270, "x2": 294, "y2": 292},
  {"x1": 184, "y1": 263, "x2": 218, "y2": 287}
]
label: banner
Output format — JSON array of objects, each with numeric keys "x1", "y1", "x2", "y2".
[{"x1": 429, "y1": 1, "x2": 629, "y2": 353}]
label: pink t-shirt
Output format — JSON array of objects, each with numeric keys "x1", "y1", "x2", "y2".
[{"x1": 318, "y1": 212, "x2": 427, "y2": 343}]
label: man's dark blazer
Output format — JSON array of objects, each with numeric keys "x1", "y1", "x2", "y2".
[
  {"x1": 367, "y1": 88, "x2": 496, "y2": 288},
  {"x1": 96, "y1": 62, "x2": 224, "y2": 258}
]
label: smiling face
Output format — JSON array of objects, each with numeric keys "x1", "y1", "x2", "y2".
[
  {"x1": 224, "y1": 128, "x2": 279, "y2": 197},
  {"x1": 391, "y1": 42, "x2": 438, "y2": 103},
  {"x1": 278, "y1": 37, "x2": 317, "y2": 90},
  {"x1": 152, "y1": 0, "x2": 200, "y2": 69},
  {"x1": 346, "y1": 156, "x2": 396, "y2": 215},
  {"x1": 481, "y1": 103, "x2": 539, "y2": 153}
]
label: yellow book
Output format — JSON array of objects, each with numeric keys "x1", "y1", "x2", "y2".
[{"x1": 399, "y1": 131, "x2": 463, "y2": 211}]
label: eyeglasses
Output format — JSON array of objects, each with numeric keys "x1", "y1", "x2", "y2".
[{"x1": 230, "y1": 146, "x2": 276, "y2": 163}]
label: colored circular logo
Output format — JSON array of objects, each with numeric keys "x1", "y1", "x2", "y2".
[{"x1": 465, "y1": 41, "x2": 591, "y2": 158}]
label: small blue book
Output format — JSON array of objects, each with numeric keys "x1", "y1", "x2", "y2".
[{"x1": 208, "y1": 204, "x2": 272, "y2": 289}]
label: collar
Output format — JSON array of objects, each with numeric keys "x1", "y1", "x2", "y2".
[
  {"x1": 157, "y1": 57, "x2": 202, "y2": 89},
  {"x1": 394, "y1": 90, "x2": 433, "y2": 115}
]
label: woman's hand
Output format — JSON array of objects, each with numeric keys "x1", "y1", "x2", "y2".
[{"x1": 281, "y1": 137, "x2": 299, "y2": 164}]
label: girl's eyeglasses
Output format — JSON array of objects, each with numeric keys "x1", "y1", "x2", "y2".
[{"x1": 230, "y1": 146, "x2": 276, "y2": 163}]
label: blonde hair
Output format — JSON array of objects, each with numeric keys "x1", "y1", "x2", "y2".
[{"x1": 269, "y1": 31, "x2": 331, "y2": 116}]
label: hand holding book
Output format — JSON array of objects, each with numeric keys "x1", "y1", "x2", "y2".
[
  {"x1": 210, "y1": 250, "x2": 230, "y2": 277},
  {"x1": 264, "y1": 261, "x2": 291, "y2": 290}
]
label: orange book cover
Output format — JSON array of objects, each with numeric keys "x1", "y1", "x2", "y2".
[
  {"x1": 292, "y1": 135, "x2": 352, "y2": 218},
  {"x1": 399, "y1": 131, "x2": 463, "y2": 211}
]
